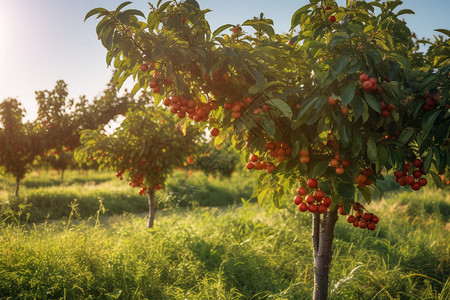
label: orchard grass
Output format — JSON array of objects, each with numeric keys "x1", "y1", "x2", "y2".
[
  {"x1": 0, "y1": 169, "x2": 256, "y2": 222},
  {"x1": 0, "y1": 187, "x2": 448, "y2": 299}
]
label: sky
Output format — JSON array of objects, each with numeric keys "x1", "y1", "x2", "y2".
[{"x1": 0, "y1": 0, "x2": 448, "y2": 121}]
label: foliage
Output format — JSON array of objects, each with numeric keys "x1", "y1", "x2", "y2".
[
  {"x1": 0, "y1": 98, "x2": 43, "y2": 195},
  {"x1": 86, "y1": 0, "x2": 449, "y2": 212},
  {"x1": 75, "y1": 104, "x2": 199, "y2": 195}
]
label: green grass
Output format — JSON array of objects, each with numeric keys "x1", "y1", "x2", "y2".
[
  {"x1": 0, "y1": 187, "x2": 449, "y2": 299},
  {"x1": 0, "y1": 169, "x2": 256, "y2": 222}
]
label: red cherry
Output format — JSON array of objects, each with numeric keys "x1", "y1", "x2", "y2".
[
  {"x1": 325, "y1": 6, "x2": 332, "y2": 10},
  {"x1": 314, "y1": 190, "x2": 325, "y2": 201},
  {"x1": 347, "y1": 215, "x2": 356, "y2": 223},
  {"x1": 305, "y1": 195, "x2": 315, "y2": 204},
  {"x1": 371, "y1": 215, "x2": 379, "y2": 224},
  {"x1": 246, "y1": 162, "x2": 254, "y2": 170},
  {"x1": 322, "y1": 197, "x2": 332, "y2": 207},
  {"x1": 307, "y1": 178, "x2": 318, "y2": 189},
  {"x1": 405, "y1": 175, "x2": 415, "y2": 186},
  {"x1": 381, "y1": 109, "x2": 390, "y2": 118},
  {"x1": 297, "y1": 186, "x2": 307, "y2": 196},
  {"x1": 413, "y1": 170, "x2": 422, "y2": 179},
  {"x1": 141, "y1": 64, "x2": 148, "y2": 72},
  {"x1": 363, "y1": 80, "x2": 373, "y2": 92},
  {"x1": 411, "y1": 182, "x2": 421, "y2": 191},
  {"x1": 367, "y1": 223, "x2": 376, "y2": 231},
  {"x1": 328, "y1": 96, "x2": 338, "y2": 105},
  {"x1": 328, "y1": 15, "x2": 336, "y2": 22},
  {"x1": 210, "y1": 128, "x2": 220, "y2": 137},
  {"x1": 294, "y1": 195, "x2": 303, "y2": 205},
  {"x1": 308, "y1": 203, "x2": 318, "y2": 212},
  {"x1": 418, "y1": 178, "x2": 427, "y2": 186},
  {"x1": 359, "y1": 73, "x2": 369, "y2": 83},
  {"x1": 386, "y1": 104, "x2": 395, "y2": 112},
  {"x1": 298, "y1": 202, "x2": 308, "y2": 212},
  {"x1": 318, "y1": 204, "x2": 327, "y2": 214},
  {"x1": 413, "y1": 159, "x2": 423, "y2": 168}
]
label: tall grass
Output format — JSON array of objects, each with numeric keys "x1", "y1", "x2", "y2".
[
  {"x1": 0, "y1": 188, "x2": 448, "y2": 299},
  {"x1": 0, "y1": 169, "x2": 256, "y2": 222}
]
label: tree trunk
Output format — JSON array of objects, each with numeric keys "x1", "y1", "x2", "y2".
[
  {"x1": 148, "y1": 189, "x2": 156, "y2": 228},
  {"x1": 14, "y1": 177, "x2": 21, "y2": 198},
  {"x1": 312, "y1": 207, "x2": 339, "y2": 300},
  {"x1": 60, "y1": 168, "x2": 65, "y2": 184}
]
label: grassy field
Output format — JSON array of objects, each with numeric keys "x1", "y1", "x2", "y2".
[{"x1": 0, "y1": 170, "x2": 449, "y2": 299}]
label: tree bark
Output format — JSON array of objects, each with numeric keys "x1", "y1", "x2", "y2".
[
  {"x1": 148, "y1": 189, "x2": 156, "y2": 228},
  {"x1": 312, "y1": 207, "x2": 339, "y2": 300},
  {"x1": 60, "y1": 168, "x2": 65, "y2": 184},
  {"x1": 14, "y1": 177, "x2": 20, "y2": 198}
]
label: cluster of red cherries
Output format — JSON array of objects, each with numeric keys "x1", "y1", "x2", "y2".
[
  {"x1": 394, "y1": 159, "x2": 427, "y2": 191},
  {"x1": 341, "y1": 202, "x2": 379, "y2": 231},
  {"x1": 293, "y1": 178, "x2": 333, "y2": 214},
  {"x1": 163, "y1": 95, "x2": 217, "y2": 122}
]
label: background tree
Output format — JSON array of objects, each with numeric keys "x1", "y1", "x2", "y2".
[
  {"x1": 0, "y1": 98, "x2": 43, "y2": 197},
  {"x1": 87, "y1": 0, "x2": 449, "y2": 298},
  {"x1": 75, "y1": 104, "x2": 199, "y2": 228},
  {"x1": 35, "y1": 78, "x2": 138, "y2": 182}
]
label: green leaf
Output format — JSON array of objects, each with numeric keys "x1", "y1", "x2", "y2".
[
  {"x1": 257, "y1": 187, "x2": 270, "y2": 205},
  {"x1": 332, "y1": 174, "x2": 356, "y2": 201},
  {"x1": 357, "y1": 186, "x2": 372, "y2": 204},
  {"x1": 332, "y1": 55, "x2": 351, "y2": 78},
  {"x1": 364, "y1": 92, "x2": 380, "y2": 113},
  {"x1": 265, "y1": 99, "x2": 293, "y2": 119},
  {"x1": 398, "y1": 127, "x2": 415, "y2": 144},
  {"x1": 261, "y1": 117, "x2": 275, "y2": 138},
  {"x1": 423, "y1": 149, "x2": 433, "y2": 173},
  {"x1": 290, "y1": 4, "x2": 312, "y2": 30},
  {"x1": 341, "y1": 82, "x2": 356, "y2": 107},
  {"x1": 85, "y1": 7, "x2": 109, "y2": 21},
  {"x1": 312, "y1": 160, "x2": 329, "y2": 178},
  {"x1": 422, "y1": 110, "x2": 441, "y2": 138},
  {"x1": 212, "y1": 24, "x2": 234, "y2": 38},
  {"x1": 434, "y1": 29, "x2": 450, "y2": 37},
  {"x1": 116, "y1": 1, "x2": 133, "y2": 11},
  {"x1": 430, "y1": 171, "x2": 444, "y2": 189},
  {"x1": 435, "y1": 120, "x2": 450, "y2": 145},
  {"x1": 367, "y1": 138, "x2": 377, "y2": 163},
  {"x1": 396, "y1": 9, "x2": 415, "y2": 16}
]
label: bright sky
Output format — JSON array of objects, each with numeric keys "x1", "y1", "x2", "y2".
[{"x1": 0, "y1": 0, "x2": 448, "y2": 121}]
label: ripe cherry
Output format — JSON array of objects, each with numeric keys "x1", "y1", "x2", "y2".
[
  {"x1": 306, "y1": 195, "x2": 315, "y2": 204},
  {"x1": 294, "y1": 195, "x2": 303, "y2": 205},
  {"x1": 329, "y1": 15, "x2": 336, "y2": 22},
  {"x1": 246, "y1": 162, "x2": 254, "y2": 170},
  {"x1": 307, "y1": 178, "x2": 318, "y2": 189},
  {"x1": 411, "y1": 182, "x2": 421, "y2": 191},
  {"x1": 413, "y1": 170, "x2": 422, "y2": 179},
  {"x1": 371, "y1": 215, "x2": 379, "y2": 224},
  {"x1": 359, "y1": 73, "x2": 369, "y2": 83},
  {"x1": 308, "y1": 203, "x2": 318, "y2": 212},
  {"x1": 335, "y1": 167, "x2": 345, "y2": 175},
  {"x1": 322, "y1": 197, "x2": 332, "y2": 207},
  {"x1": 318, "y1": 204, "x2": 327, "y2": 214},
  {"x1": 358, "y1": 220, "x2": 368, "y2": 229},
  {"x1": 328, "y1": 96, "x2": 338, "y2": 105},
  {"x1": 297, "y1": 186, "x2": 307, "y2": 196},
  {"x1": 367, "y1": 223, "x2": 376, "y2": 231},
  {"x1": 141, "y1": 64, "x2": 148, "y2": 72},
  {"x1": 299, "y1": 202, "x2": 308, "y2": 212},
  {"x1": 363, "y1": 80, "x2": 373, "y2": 92},
  {"x1": 210, "y1": 128, "x2": 220, "y2": 137},
  {"x1": 413, "y1": 159, "x2": 423, "y2": 168},
  {"x1": 381, "y1": 109, "x2": 390, "y2": 118},
  {"x1": 250, "y1": 154, "x2": 259, "y2": 162},
  {"x1": 338, "y1": 206, "x2": 347, "y2": 215},
  {"x1": 347, "y1": 215, "x2": 356, "y2": 223},
  {"x1": 418, "y1": 178, "x2": 427, "y2": 186},
  {"x1": 314, "y1": 190, "x2": 325, "y2": 201}
]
